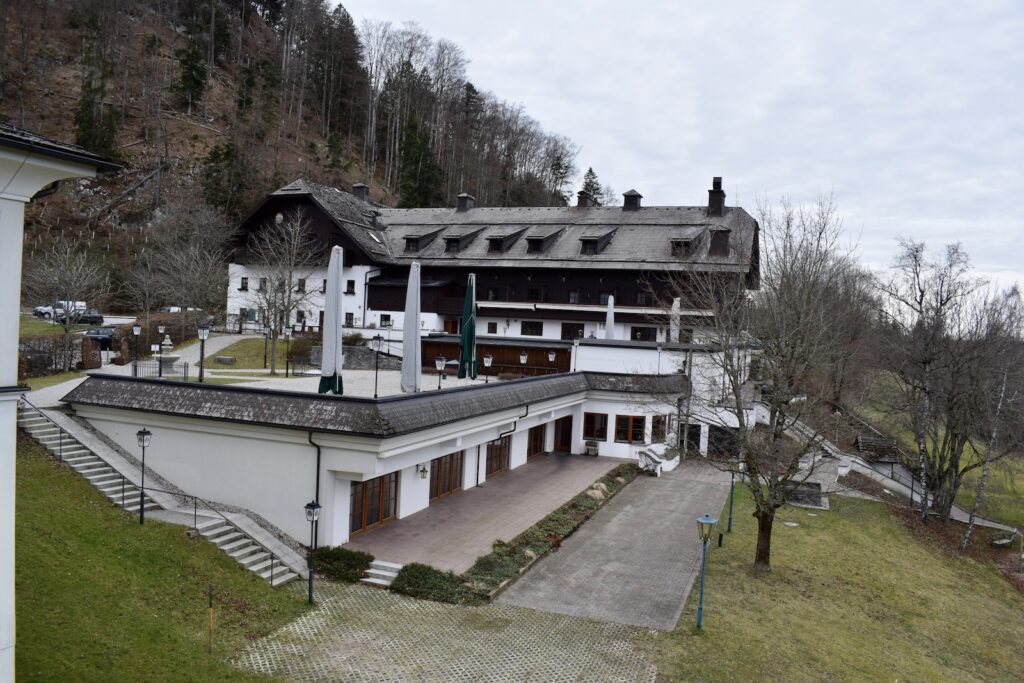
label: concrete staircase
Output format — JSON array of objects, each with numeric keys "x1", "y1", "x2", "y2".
[
  {"x1": 17, "y1": 408, "x2": 159, "y2": 515},
  {"x1": 195, "y1": 518, "x2": 298, "y2": 587},
  {"x1": 362, "y1": 559, "x2": 403, "y2": 588},
  {"x1": 17, "y1": 402, "x2": 299, "y2": 587}
]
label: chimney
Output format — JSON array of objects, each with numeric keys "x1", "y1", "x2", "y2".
[
  {"x1": 352, "y1": 182, "x2": 370, "y2": 202},
  {"x1": 707, "y1": 176, "x2": 725, "y2": 217},
  {"x1": 576, "y1": 190, "x2": 595, "y2": 208},
  {"x1": 457, "y1": 193, "x2": 476, "y2": 212},
  {"x1": 622, "y1": 189, "x2": 642, "y2": 211}
]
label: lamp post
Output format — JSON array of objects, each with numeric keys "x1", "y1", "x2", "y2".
[
  {"x1": 284, "y1": 332, "x2": 291, "y2": 377},
  {"x1": 371, "y1": 334, "x2": 383, "y2": 398},
  {"x1": 547, "y1": 349, "x2": 556, "y2": 374},
  {"x1": 483, "y1": 352, "x2": 493, "y2": 384},
  {"x1": 197, "y1": 324, "x2": 209, "y2": 383},
  {"x1": 136, "y1": 428, "x2": 152, "y2": 525},
  {"x1": 434, "y1": 355, "x2": 445, "y2": 390},
  {"x1": 131, "y1": 322, "x2": 141, "y2": 378},
  {"x1": 727, "y1": 457, "x2": 742, "y2": 532},
  {"x1": 150, "y1": 343, "x2": 160, "y2": 378},
  {"x1": 572, "y1": 337, "x2": 580, "y2": 372},
  {"x1": 304, "y1": 500, "x2": 321, "y2": 605},
  {"x1": 519, "y1": 350, "x2": 528, "y2": 378},
  {"x1": 696, "y1": 514, "x2": 717, "y2": 631},
  {"x1": 263, "y1": 325, "x2": 270, "y2": 369},
  {"x1": 156, "y1": 324, "x2": 166, "y2": 378}
]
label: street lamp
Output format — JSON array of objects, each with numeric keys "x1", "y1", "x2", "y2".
[
  {"x1": 263, "y1": 325, "x2": 270, "y2": 369},
  {"x1": 284, "y1": 332, "x2": 291, "y2": 377},
  {"x1": 695, "y1": 514, "x2": 717, "y2": 631},
  {"x1": 371, "y1": 334, "x2": 383, "y2": 398},
  {"x1": 197, "y1": 324, "x2": 209, "y2": 383},
  {"x1": 131, "y1": 322, "x2": 141, "y2": 378},
  {"x1": 434, "y1": 355, "x2": 446, "y2": 390},
  {"x1": 547, "y1": 349, "x2": 556, "y2": 374},
  {"x1": 519, "y1": 350, "x2": 528, "y2": 378},
  {"x1": 304, "y1": 500, "x2": 321, "y2": 605},
  {"x1": 136, "y1": 428, "x2": 152, "y2": 525},
  {"x1": 727, "y1": 457, "x2": 743, "y2": 532},
  {"x1": 572, "y1": 337, "x2": 580, "y2": 372},
  {"x1": 482, "y1": 352, "x2": 493, "y2": 384},
  {"x1": 150, "y1": 343, "x2": 161, "y2": 379}
]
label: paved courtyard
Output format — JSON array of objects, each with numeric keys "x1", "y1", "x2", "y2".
[
  {"x1": 498, "y1": 459, "x2": 731, "y2": 630},
  {"x1": 233, "y1": 582, "x2": 656, "y2": 682},
  {"x1": 345, "y1": 454, "x2": 628, "y2": 572}
]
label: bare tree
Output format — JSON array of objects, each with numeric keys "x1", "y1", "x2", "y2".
[
  {"x1": 677, "y1": 195, "x2": 855, "y2": 571},
  {"x1": 244, "y1": 207, "x2": 321, "y2": 374},
  {"x1": 24, "y1": 239, "x2": 110, "y2": 371}
]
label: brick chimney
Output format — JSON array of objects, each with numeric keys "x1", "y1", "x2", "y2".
[
  {"x1": 352, "y1": 183, "x2": 370, "y2": 202},
  {"x1": 707, "y1": 177, "x2": 725, "y2": 217},
  {"x1": 576, "y1": 190, "x2": 596, "y2": 208},
  {"x1": 457, "y1": 193, "x2": 476, "y2": 212},
  {"x1": 622, "y1": 189, "x2": 642, "y2": 211}
]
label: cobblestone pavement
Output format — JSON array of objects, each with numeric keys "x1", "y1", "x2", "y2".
[{"x1": 233, "y1": 583, "x2": 657, "y2": 682}]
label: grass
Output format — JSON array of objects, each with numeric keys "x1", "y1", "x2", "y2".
[
  {"x1": 22, "y1": 371, "x2": 83, "y2": 391},
  {"x1": 656, "y1": 488, "x2": 1024, "y2": 682},
  {"x1": 19, "y1": 314, "x2": 89, "y2": 338},
  {"x1": 206, "y1": 338, "x2": 288, "y2": 370},
  {"x1": 15, "y1": 435, "x2": 307, "y2": 681}
]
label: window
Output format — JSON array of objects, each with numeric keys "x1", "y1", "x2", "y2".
[
  {"x1": 671, "y1": 240, "x2": 694, "y2": 257},
  {"x1": 430, "y1": 451, "x2": 465, "y2": 500},
  {"x1": 652, "y1": 416, "x2": 667, "y2": 442},
  {"x1": 487, "y1": 287, "x2": 498, "y2": 301},
  {"x1": 615, "y1": 415, "x2": 646, "y2": 443},
  {"x1": 344, "y1": 312, "x2": 354, "y2": 327},
  {"x1": 521, "y1": 320, "x2": 543, "y2": 336},
  {"x1": 488, "y1": 239, "x2": 503, "y2": 253},
  {"x1": 487, "y1": 322, "x2": 497, "y2": 334},
  {"x1": 599, "y1": 291, "x2": 613, "y2": 305},
  {"x1": 527, "y1": 288, "x2": 540, "y2": 302},
  {"x1": 526, "y1": 239, "x2": 544, "y2": 253},
  {"x1": 239, "y1": 277, "x2": 249, "y2": 291},
  {"x1": 404, "y1": 238, "x2": 420, "y2": 252},
  {"x1": 583, "y1": 413, "x2": 608, "y2": 440},
  {"x1": 568, "y1": 289, "x2": 580, "y2": 304},
  {"x1": 631, "y1": 326, "x2": 657, "y2": 341},
  {"x1": 321, "y1": 279, "x2": 327, "y2": 294},
  {"x1": 345, "y1": 279, "x2": 356, "y2": 295},
  {"x1": 296, "y1": 310, "x2": 306, "y2": 323},
  {"x1": 296, "y1": 278, "x2": 306, "y2": 293},
  {"x1": 445, "y1": 238, "x2": 461, "y2": 253},
  {"x1": 636, "y1": 291, "x2": 652, "y2": 306},
  {"x1": 380, "y1": 314, "x2": 392, "y2": 327},
  {"x1": 709, "y1": 230, "x2": 730, "y2": 256},
  {"x1": 580, "y1": 240, "x2": 597, "y2": 255},
  {"x1": 259, "y1": 277, "x2": 267, "y2": 292}
]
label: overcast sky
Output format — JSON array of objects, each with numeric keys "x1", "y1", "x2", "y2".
[{"x1": 342, "y1": 0, "x2": 1023, "y2": 285}]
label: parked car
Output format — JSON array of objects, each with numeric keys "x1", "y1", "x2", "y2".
[
  {"x1": 35, "y1": 300, "x2": 86, "y2": 319},
  {"x1": 83, "y1": 327, "x2": 116, "y2": 350},
  {"x1": 57, "y1": 308, "x2": 104, "y2": 326},
  {"x1": 32, "y1": 304, "x2": 54, "y2": 319}
]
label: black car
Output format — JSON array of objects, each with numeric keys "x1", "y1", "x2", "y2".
[
  {"x1": 83, "y1": 328, "x2": 116, "y2": 350},
  {"x1": 58, "y1": 308, "x2": 104, "y2": 326}
]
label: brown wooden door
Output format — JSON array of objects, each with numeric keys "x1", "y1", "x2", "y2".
[
  {"x1": 350, "y1": 472, "x2": 399, "y2": 534},
  {"x1": 430, "y1": 451, "x2": 465, "y2": 500},
  {"x1": 485, "y1": 435, "x2": 511, "y2": 475},
  {"x1": 528, "y1": 425, "x2": 546, "y2": 457},
  {"x1": 554, "y1": 416, "x2": 573, "y2": 452}
]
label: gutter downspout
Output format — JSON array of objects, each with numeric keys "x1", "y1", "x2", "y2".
[
  {"x1": 480, "y1": 405, "x2": 530, "y2": 487},
  {"x1": 308, "y1": 432, "x2": 322, "y2": 549}
]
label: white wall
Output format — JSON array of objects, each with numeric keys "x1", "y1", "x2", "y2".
[
  {"x1": 574, "y1": 394, "x2": 677, "y2": 459},
  {"x1": 575, "y1": 344, "x2": 685, "y2": 375}
]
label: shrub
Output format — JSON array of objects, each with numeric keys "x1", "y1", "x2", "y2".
[
  {"x1": 310, "y1": 546, "x2": 373, "y2": 583},
  {"x1": 390, "y1": 563, "x2": 483, "y2": 605},
  {"x1": 342, "y1": 332, "x2": 366, "y2": 347}
]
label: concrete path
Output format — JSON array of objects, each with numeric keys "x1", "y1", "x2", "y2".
[
  {"x1": 346, "y1": 454, "x2": 628, "y2": 573},
  {"x1": 497, "y1": 459, "x2": 730, "y2": 631}
]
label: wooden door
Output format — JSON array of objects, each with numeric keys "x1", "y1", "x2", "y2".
[
  {"x1": 430, "y1": 451, "x2": 465, "y2": 500},
  {"x1": 528, "y1": 424, "x2": 546, "y2": 457},
  {"x1": 485, "y1": 435, "x2": 511, "y2": 475},
  {"x1": 554, "y1": 416, "x2": 573, "y2": 452},
  {"x1": 350, "y1": 472, "x2": 399, "y2": 534}
]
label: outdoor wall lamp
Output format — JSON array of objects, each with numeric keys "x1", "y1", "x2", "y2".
[
  {"x1": 547, "y1": 350, "x2": 556, "y2": 363},
  {"x1": 695, "y1": 513, "x2": 718, "y2": 631},
  {"x1": 419, "y1": 465, "x2": 428, "y2": 479}
]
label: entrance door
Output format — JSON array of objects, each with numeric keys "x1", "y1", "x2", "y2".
[
  {"x1": 443, "y1": 318, "x2": 459, "y2": 334},
  {"x1": 527, "y1": 424, "x2": 546, "y2": 458},
  {"x1": 560, "y1": 322, "x2": 584, "y2": 340},
  {"x1": 485, "y1": 435, "x2": 511, "y2": 476},
  {"x1": 430, "y1": 451, "x2": 465, "y2": 500},
  {"x1": 350, "y1": 472, "x2": 399, "y2": 534},
  {"x1": 553, "y1": 416, "x2": 573, "y2": 452}
]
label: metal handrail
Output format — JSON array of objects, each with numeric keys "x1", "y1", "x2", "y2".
[
  {"x1": 19, "y1": 396, "x2": 71, "y2": 462},
  {"x1": 141, "y1": 484, "x2": 293, "y2": 584}
]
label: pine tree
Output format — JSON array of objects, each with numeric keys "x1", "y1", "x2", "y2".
[
  {"x1": 398, "y1": 119, "x2": 442, "y2": 208},
  {"x1": 580, "y1": 167, "x2": 602, "y2": 202}
]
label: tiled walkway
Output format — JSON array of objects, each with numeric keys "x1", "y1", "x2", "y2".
[
  {"x1": 345, "y1": 454, "x2": 628, "y2": 572},
  {"x1": 233, "y1": 582, "x2": 656, "y2": 682}
]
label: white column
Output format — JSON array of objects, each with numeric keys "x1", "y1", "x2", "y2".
[{"x1": 325, "y1": 474, "x2": 351, "y2": 547}]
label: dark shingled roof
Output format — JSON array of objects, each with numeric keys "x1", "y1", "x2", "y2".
[
  {"x1": 272, "y1": 179, "x2": 391, "y2": 260},
  {"x1": 62, "y1": 372, "x2": 688, "y2": 438},
  {"x1": 0, "y1": 124, "x2": 122, "y2": 172}
]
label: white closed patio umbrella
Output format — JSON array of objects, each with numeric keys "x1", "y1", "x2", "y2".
[
  {"x1": 400, "y1": 262, "x2": 422, "y2": 393},
  {"x1": 318, "y1": 246, "x2": 344, "y2": 394},
  {"x1": 605, "y1": 294, "x2": 616, "y2": 340}
]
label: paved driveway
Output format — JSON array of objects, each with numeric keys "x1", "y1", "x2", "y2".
[
  {"x1": 497, "y1": 459, "x2": 731, "y2": 630},
  {"x1": 345, "y1": 454, "x2": 628, "y2": 572}
]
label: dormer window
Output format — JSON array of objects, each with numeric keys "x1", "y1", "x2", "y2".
[
  {"x1": 488, "y1": 238, "x2": 503, "y2": 253},
  {"x1": 580, "y1": 239, "x2": 598, "y2": 255},
  {"x1": 527, "y1": 238, "x2": 544, "y2": 253},
  {"x1": 445, "y1": 238, "x2": 460, "y2": 253},
  {"x1": 709, "y1": 230, "x2": 730, "y2": 257},
  {"x1": 671, "y1": 239, "x2": 695, "y2": 258},
  {"x1": 404, "y1": 237, "x2": 420, "y2": 252}
]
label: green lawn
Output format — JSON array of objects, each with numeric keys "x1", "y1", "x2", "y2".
[
  {"x1": 19, "y1": 314, "x2": 89, "y2": 338},
  {"x1": 15, "y1": 436, "x2": 306, "y2": 681},
  {"x1": 22, "y1": 371, "x2": 83, "y2": 392},
  {"x1": 206, "y1": 338, "x2": 287, "y2": 370},
  {"x1": 657, "y1": 489, "x2": 1024, "y2": 682}
]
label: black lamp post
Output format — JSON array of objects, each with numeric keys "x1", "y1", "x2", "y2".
[
  {"x1": 136, "y1": 428, "x2": 152, "y2": 524},
  {"x1": 727, "y1": 457, "x2": 742, "y2": 533},
  {"x1": 519, "y1": 350, "x2": 528, "y2": 378},
  {"x1": 572, "y1": 337, "x2": 580, "y2": 372},
  {"x1": 197, "y1": 324, "x2": 209, "y2": 382},
  {"x1": 547, "y1": 349, "x2": 556, "y2": 374},
  {"x1": 371, "y1": 334, "x2": 383, "y2": 398},
  {"x1": 284, "y1": 332, "x2": 291, "y2": 377},
  {"x1": 131, "y1": 322, "x2": 141, "y2": 378},
  {"x1": 483, "y1": 352, "x2": 493, "y2": 384},
  {"x1": 434, "y1": 355, "x2": 445, "y2": 390},
  {"x1": 263, "y1": 325, "x2": 270, "y2": 369},
  {"x1": 156, "y1": 324, "x2": 166, "y2": 378},
  {"x1": 304, "y1": 500, "x2": 321, "y2": 605},
  {"x1": 696, "y1": 514, "x2": 717, "y2": 631}
]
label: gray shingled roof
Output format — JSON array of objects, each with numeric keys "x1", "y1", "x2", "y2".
[
  {"x1": 0, "y1": 124, "x2": 122, "y2": 172},
  {"x1": 62, "y1": 372, "x2": 687, "y2": 438},
  {"x1": 273, "y1": 180, "x2": 392, "y2": 260}
]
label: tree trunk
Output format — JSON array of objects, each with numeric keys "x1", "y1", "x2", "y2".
[{"x1": 754, "y1": 510, "x2": 774, "y2": 571}]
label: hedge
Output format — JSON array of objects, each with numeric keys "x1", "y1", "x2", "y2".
[{"x1": 310, "y1": 546, "x2": 373, "y2": 583}]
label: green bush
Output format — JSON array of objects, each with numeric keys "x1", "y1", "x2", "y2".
[
  {"x1": 342, "y1": 332, "x2": 366, "y2": 347},
  {"x1": 390, "y1": 563, "x2": 482, "y2": 605},
  {"x1": 310, "y1": 546, "x2": 373, "y2": 583}
]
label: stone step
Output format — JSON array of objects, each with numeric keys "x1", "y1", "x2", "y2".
[
  {"x1": 365, "y1": 567, "x2": 399, "y2": 581},
  {"x1": 85, "y1": 472, "x2": 124, "y2": 484},
  {"x1": 228, "y1": 544, "x2": 263, "y2": 561},
  {"x1": 200, "y1": 525, "x2": 236, "y2": 541},
  {"x1": 360, "y1": 577, "x2": 392, "y2": 588},
  {"x1": 55, "y1": 448, "x2": 91, "y2": 459},
  {"x1": 243, "y1": 554, "x2": 274, "y2": 571},
  {"x1": 210, "y1": 531, "x2": 246, "y2": 547},
  {"x1": 369, "y1": 559, "x2": 403, "y2": 572},
  {"x1": 122, "y1": 501, "x2": 160, "y2": 513},
  {"x1": 71, "y1": 463, "x2": 108, "y2": 475},
  {"x1": 65, "y1": 454, "x2": 101, "y2": 465},
  {"x1": 271, "y1": 573, "x2": 298, "y2": 588},
  {"x1": 218, "y1": 537, "x2": 253, "y2": 554}
]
